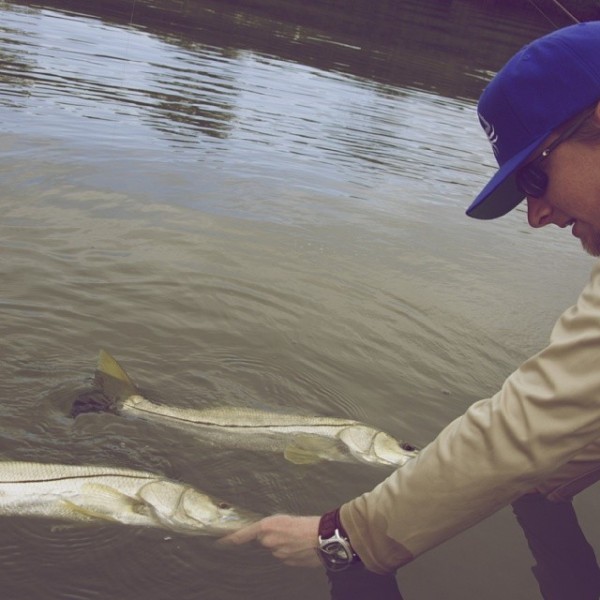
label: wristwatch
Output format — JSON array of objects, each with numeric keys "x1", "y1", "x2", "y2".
[{"x1": 317, "y1": 508, "x2": 361, "y2": 571}]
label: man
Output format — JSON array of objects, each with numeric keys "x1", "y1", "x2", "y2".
[{"x1": 220, "y1": 22, "x2": 600, "y2": 599}]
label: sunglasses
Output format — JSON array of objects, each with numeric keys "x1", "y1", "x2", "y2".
[{"x1": 516, "y1": 107, "x2": 595, "y2": 198}]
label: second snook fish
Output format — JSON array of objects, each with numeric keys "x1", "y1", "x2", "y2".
[
  {"x1": 0, "y1": 461, "x2": 258, "y2": 535},
  {"x1": 77, "y1": 350, "x2": 419, "y2": 468}
]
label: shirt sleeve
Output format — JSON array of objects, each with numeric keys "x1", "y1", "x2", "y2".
[{"x1": 340, "y1": 261, "x2": 600, "y2": 574}]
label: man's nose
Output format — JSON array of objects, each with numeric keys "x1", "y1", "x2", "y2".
[{"x1": 526, "y1": 196, "x2": 554, "y2": 228}]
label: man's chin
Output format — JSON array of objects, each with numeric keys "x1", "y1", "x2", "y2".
[{"x1": 581, "y1": 236, "x2": 600, "y2": 257}]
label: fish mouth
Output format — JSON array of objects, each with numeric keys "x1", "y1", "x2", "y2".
[{"x1": 399, "y1": 441, "x2": 419, "y2": 453}]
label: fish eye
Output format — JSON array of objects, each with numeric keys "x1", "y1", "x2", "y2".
[{"x1": 218, "y1": 502, "x2": 231, "y2": 509}]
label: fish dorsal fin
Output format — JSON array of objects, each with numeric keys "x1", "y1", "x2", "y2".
[
  {"x1": 95, "y1": 350, "x2": 138, "y2": 402},
  {"x1": 283, "y1": 434, "x2": 344, "y2": 464}
]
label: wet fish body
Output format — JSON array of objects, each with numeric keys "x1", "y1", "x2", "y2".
[
  {"x1": 0, "y1": 461, "x2": 257, "y2": 535},
  {"x1": 124, "y1": 396, "x2": 410, "y2": 463},
  {"x1": 88, "y1": 351, "x2": 419, "y2": 467}
]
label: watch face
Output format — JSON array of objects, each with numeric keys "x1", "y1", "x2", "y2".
[{"x1": 320, "y1": 539, "x2": 354, "y2": 571}]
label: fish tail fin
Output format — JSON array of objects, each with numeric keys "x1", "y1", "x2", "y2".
[{"x1": 94, "y1": 350, "x2": 138, "y2": 403}]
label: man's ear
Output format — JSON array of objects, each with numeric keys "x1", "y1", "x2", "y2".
[{"x1": 593, "y1": 100, "x2": 600, "y2": 124}]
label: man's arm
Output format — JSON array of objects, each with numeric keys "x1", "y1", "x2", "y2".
[
  {"x1": 341, "y1": 262, "x2": 600, "y2": 572},
  {"x1": 221, "y1": 263, "x2": 600, "y2": 574}
]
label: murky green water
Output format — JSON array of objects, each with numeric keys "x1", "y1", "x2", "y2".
[{"x1": 0, "y1": 1, "x2": 598, "y2": 598}]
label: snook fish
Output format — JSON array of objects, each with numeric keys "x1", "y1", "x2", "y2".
[
  {"x1": 0, "y1": 461, "x2": 257, "y2": 535},
  {"x1": 76, "y1": 350, "x2": 419, "y2": 468}
]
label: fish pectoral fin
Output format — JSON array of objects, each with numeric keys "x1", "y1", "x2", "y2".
[
  {"x1": 60, "y1": 498, "x2": 119, "y2": 522},
  {"x1": 284, "y1": 435, "x2": 343, "y2": 464},
  {"x1": 61, "y1": 484, "x2": 150, "y2": 522}
]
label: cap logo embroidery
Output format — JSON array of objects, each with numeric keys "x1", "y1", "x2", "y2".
[{"x1": 479, "y1": 113, "x2": 499, "y2": 158}]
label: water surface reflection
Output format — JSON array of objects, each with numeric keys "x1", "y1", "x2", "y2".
[{"x1": 0, "y1": 1, "x2": 597, "y2": 599}]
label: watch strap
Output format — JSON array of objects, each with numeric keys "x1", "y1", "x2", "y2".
[
  {"x1": 318, "y1": 508, "x2": 361, "y2": 567},
  {"x1": 319, "y1": 508, "x2": 345, "y2": 539}
]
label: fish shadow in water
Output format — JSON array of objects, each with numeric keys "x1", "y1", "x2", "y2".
[{"x1": 70, "y1": 388, "x2": 118, "y2": 418}]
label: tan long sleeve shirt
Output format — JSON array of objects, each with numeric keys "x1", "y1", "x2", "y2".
[{"x1": 341, "y1": 261, "x2": 600, "y2": 574}]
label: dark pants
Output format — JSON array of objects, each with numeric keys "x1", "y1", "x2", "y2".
[
  {"x1": 512, "y1": 494, "x2": 600, "y2": 600},
  {"x1": 327, "y1": 567, "x2": 403, "y2": 600}
]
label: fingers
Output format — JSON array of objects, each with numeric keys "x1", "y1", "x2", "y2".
[
  {"x1": 216, "y1": 514, "x2": 322, "y2": 569},
  {"x1": 217, "y1": 520, "x2": 264, "y2": 547},
  {"x1": 217, "y1": 515, "x2": 291, "y2": 546}
]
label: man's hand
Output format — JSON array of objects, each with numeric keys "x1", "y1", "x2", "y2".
[{"x1": 217, "y1": 514, "x2": 321, "y2": 568}]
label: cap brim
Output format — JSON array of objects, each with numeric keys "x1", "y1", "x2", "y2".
[{"x1": 466, "y1": 134, "x2": 548, "y2": 220}]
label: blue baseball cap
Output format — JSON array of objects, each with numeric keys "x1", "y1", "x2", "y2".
[{"x1": 467, "y1": 21, "x2": 600, "y2": 220}]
